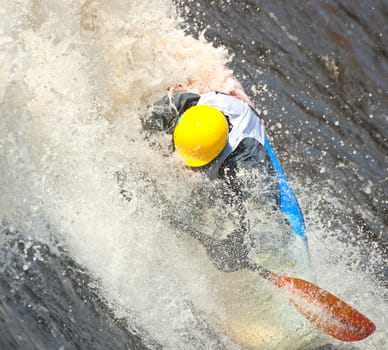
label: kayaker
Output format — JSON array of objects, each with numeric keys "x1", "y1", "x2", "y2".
[
  {"x1": 142, "y1": 89, "x2": 282, "y2": 272},
  {"x1": 141, "y1": 89, "x2": 376, "y2": 345},
  {"x1": 143, "y1": 91, "x2": 276, "y2": 185}
]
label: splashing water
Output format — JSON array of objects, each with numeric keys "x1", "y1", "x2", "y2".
[{"x1": 1, "y1": 1, "x2": 386, "y2": 349}]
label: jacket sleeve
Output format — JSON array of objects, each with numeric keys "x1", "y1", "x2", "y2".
[
  {"x1": 220, "y1": 138, "x2": 279, "y2": 206},
  {"x1": 142, "y1": 92, "x2": 200, "y2": 134}
]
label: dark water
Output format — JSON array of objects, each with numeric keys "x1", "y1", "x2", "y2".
[
  {"x1": 0, "y1": 231, "x2": 149, "y2": 350},
  {"x1": 1, "y1": 0, "x2": 387, "y2": 349}
]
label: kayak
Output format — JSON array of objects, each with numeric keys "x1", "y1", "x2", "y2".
[
  {"x1": 217, "y1": 135, "x2": 315, "y2": 349},
  {"x1": 264, "y1": 137, "x2": 306, "y2": 241},
  {"x1": 220, "y1": 134, "x2": 374, "y2": 348},
  {"x1": 264, "y1": 136, "x2": 313, "y2": 280}
]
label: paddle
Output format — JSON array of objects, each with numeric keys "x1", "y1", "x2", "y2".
[
  {"x1": 151, "y1": 180, "x2": 375, "y2": 342},
  {"x1": 244, "y1": 261, "x2": 376, "y2": 342},
  {"x1": 164, "y1": 213, "x2": 375, "y2": 342}
]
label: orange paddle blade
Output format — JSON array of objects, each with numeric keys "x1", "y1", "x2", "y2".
[{"x1": 271, "y1": 275, "x2": 376, "y2": 342}]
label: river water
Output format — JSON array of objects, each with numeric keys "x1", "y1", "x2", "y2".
[{"x1": 0, "y1": 1, "x2": 386, "y2": 349}]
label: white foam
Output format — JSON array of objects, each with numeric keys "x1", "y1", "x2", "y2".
[{"x1": 0, "y1": 1, "x2": 385, "y2": 349}]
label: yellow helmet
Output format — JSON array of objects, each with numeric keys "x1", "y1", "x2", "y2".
[{"x1": 173, "y1": 105, "x2": 228, "y2": 167}]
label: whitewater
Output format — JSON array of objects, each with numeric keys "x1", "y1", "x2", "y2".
[{"x1": 0, "y1": 1, "x2": 386, "y2": 349}]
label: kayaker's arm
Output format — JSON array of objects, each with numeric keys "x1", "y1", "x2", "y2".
[
  {"x1": 142, "y1": 92, "x2": 200, "y2": 133},
  {"x1": 219, "y1": 138, "x2": 279, "y2": 207}
]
